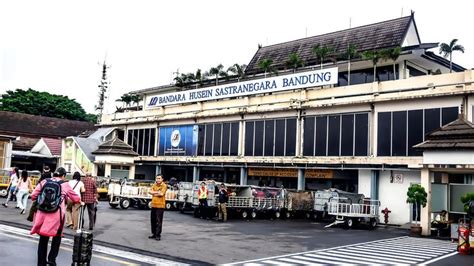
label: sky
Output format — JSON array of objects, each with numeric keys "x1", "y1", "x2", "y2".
[{"x1": 0, "y1": 0, "x2": 472, "y2": 115}]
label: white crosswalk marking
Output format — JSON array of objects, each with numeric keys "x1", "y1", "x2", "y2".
[{"x1": 227, "y1": 236, "x2": 458, "y2": 265}]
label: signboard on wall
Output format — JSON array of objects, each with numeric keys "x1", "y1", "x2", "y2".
[
  {"x1": 158, "y1": 125, "x2": 198, "y2": 156},
  {"x1": 248, "y1": 168, "x2": 333, "y2": 179},
  {"x1": 146, "y1": 67, "x2": 338, "y2": 108}
]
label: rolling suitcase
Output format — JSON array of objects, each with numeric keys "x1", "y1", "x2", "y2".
[{"x1": 72, "y1": 205, "x2": 93, "y2": 266}]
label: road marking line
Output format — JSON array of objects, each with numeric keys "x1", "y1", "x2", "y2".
[
  {"x1": 420, "y1": 251, "x2": 459, "y2": 265},
  {"x1": 345, "y1": 246, "x2": 425, "y2": 261},
  {"x1": 324, "y1": 249, "x2": 419, "y2": 264},
  {"x1": 0, "y1": 224, "x2": 186, "y2": 265}
]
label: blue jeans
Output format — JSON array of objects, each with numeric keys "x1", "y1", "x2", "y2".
[{"x1": 16, "y1": 189, "x2": 30, "y2": 210}]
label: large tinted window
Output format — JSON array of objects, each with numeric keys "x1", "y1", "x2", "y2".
[
  {"x1": 264, "y1": 120, "x2": 275, "y2": 156},
  {"x1": 246, "y1": 118, "x2": 296, "y2": 157},
  {"x1": 127, "y1": 128, "x2": 156, "y2": 156},
  {"x1": 197, "y1": 122, "x2": 240, "y2": 156},
  {"x1": 328, "y1": 115, "x2": 340, "y2": 156},
  {"x1": 315, "y1": 116, "x2": 328, "y2": 156},
  {"x1": 341, "y1": 114, "x2": 354, "y2": 156},
  {"x1": 303, "y1": 117, "x2": 315, "y2": 156},
  {"x1": 377, "y1": 112, "x2": 392, "y2": 156},
  {"x1": 305, "y1": 112, "x2": 369, "y2": 157},
  {"x1": 354, "y1": 113, "x2": 369, "y2": 156},
  {"x1": 392, "y1": 111, "x2": 407, "y2": 156},
  {"x1": 408, "y1": 110, "x2": 423, "y2": 156}
]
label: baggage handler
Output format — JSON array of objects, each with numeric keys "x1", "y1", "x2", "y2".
[{"x1": 149, "y1": 174, "x2": 167, "y2": 241}]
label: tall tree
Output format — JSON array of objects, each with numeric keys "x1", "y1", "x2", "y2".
[
  {"x1": 381, "y1": 47, "x2": 401, "y2": 80},
  {"x1": 344, "y1": 44, "x2": 358, "y2": 85},
  {"x1": 0, "y1": 88, "x2": 96, "y2": 123},
  {"x1": 257, "y1": 58, "x2": 277, "y2": 78},
  {"x1": 312, "y1": 44, "x2": 335, "y2": 70},
  {"x1": 130, "y1": 94, "x2": 143, "y2": 107},
  {"x1": 227, "y1": 64, "x2": 247, "y2": 82},
  {"x1": 362, "y1": 50, "x2": 382, "y2": 82},
  {"x1": 285, "y1": 53, "x2": 304, "y2": 73},
  {"x1": 439, "y1": 39, "x2": 465, "y2": 73}
]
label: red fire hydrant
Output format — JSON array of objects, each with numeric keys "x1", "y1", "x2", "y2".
[{"x1": 381, "y1": 207, "x2": 391, "y2": 224}]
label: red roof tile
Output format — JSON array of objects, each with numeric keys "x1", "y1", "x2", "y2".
[{"x1": 42, "y1": 138, "x2": 62, "y2": 156}]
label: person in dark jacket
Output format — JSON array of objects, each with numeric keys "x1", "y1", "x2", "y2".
[
  {"x1": 217, "y1": 183, "x2": 228, "y2": 222},
  {"x1": 39, "y1": 166, "x2": 52, "y2": 182}
]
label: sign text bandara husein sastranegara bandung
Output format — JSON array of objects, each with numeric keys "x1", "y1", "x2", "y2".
[{"x1": 146, "y1": 68, "x2": 338, "y2": 108}]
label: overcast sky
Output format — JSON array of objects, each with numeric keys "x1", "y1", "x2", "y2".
[{"x1": 1, "y1": 0, "x2": 472, "y2": 114}]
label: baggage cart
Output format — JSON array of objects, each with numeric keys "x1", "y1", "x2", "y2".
[{"x1": 324, "y1": 197, "x2": 380, "y2": 229}]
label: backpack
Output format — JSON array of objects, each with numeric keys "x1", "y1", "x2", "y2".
[{"x1": 37, "y1": 179, "x2": 65, "y2": 213}]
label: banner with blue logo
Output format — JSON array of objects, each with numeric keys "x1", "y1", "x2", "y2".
[{"x1": 158, "y1": 125, "x2": 198, "y2": 156}]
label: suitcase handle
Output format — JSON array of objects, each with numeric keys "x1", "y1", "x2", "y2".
[{"x1": 77, "y1": 204, "x2": 85, "y2": 233}]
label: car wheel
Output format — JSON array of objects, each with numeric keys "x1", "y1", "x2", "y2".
[
  {"x1": 242, "y1": 210, "x2": 248, "y2": 219},
  {"x1": 274, "y1": 211, "x2": 280, "y2": 219},
  {"x1": 369, "y1": 218, "x2": 377, "y2": 230},
  {"x1": 165, "y1": 202, "x2": 172, "y2": 210},
  {"x1": 109, "y1": 202, "x2": 119, "y2": 209},
  {"x1": 0, "y1": 189, "x2": 7, "y2": 197},
  {"x1": 345, "y1": 218, "x2": 354, "y2": 229},
  {"x1": 120, "y1": 198, "x2": 130, "y2": 209}
]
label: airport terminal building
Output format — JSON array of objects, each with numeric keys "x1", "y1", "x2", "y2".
[{"x1": 95, "y1": 14, "x2": 474, "y2": 231}]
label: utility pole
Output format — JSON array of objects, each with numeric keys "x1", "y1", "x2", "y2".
[{"x1": 96, "y1": 60, "x2": 110, "y2": 123}]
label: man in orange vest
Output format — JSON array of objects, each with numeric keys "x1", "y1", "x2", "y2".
[
  {"x1": 198, "y1": 182, "x2": 208, "y2": 218},
  {"x1": 148, "y1": 175, "x2": 167, "y2": 241}
]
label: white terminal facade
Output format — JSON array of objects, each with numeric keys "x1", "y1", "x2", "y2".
[{"x1": 91, "y1": 14, "x2": 474, "y2": 233}]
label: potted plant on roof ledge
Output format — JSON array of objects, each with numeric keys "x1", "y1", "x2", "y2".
[{"x1": 406, "y1": 183, "x2": 427, "y2": 236}]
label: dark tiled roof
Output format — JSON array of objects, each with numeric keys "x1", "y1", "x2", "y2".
[
  {"x1": 245, "y1": 16, "x2": 413, "y2": 75},
  {"x1": 92, "y1": 137, "x2": 138, "y2": 156},
  {"x1": 421, "y1": 51, "x2": 466, "y2": 72},
  {"x1": 13, "y1": 136, "x2": 40, "y2": 151},
  {"x1": 0, "y1": 111, "x2": 96, "y2": 138},
  {"x1": 414, "y1": 118, "x2": 474, "y2": 150}
]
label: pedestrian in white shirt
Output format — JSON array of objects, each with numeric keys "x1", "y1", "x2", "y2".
[{"x1": 66, "y1": 172, "x2": 85, "y2": 230}]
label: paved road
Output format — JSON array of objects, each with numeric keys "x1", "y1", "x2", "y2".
[
  {"x1": 0, "y1": 224, "x2": 184, "y2": 266},
  {"x1": 0, "y1": 201, "x2": 472, "y2": 265},
  {"x1": 225, "y1": 236, "x2": 459, "y2": 265}
]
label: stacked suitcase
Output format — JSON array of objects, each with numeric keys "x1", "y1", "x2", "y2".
[{"x1": 72, "y1": 205, "x2": 93, "y2": 265}]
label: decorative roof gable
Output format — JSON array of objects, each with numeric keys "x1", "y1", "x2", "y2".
[
  {"x1": 92, "y1": 137, "x2": 138, "y2": 157},
  {"x1": 414, "y1": 117, "x2": 474, "y2": 150}
]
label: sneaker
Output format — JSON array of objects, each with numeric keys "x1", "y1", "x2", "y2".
[
  {"x1": 148, "y1": 235, "x2": 156, "y2": 239},
  {"x1": 15, "y1": 206, "x2": 19, "y2": 209},
  {"x1": 20, "y1": 209, "x2": 25, "y2": 215},
  {"x1": 155, "y1": 236, "x2": 161, "y2": 241},
  {"x1": 2, "y1": 203, "x2": 7, "y2": 208}
]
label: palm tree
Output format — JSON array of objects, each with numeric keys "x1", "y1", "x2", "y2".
[
  {"x1": 116, "y1": 94, "x2": 132, "y2": 108},
  {"x1": 285, "y1": 52, "x2": 305, "y2": 73},
  {"x1": 381, "y1": 47, "x2": 401, "y2": 80},
  {"x1": 130, "y1": 94, "x2": 142, "y2": 107},
  {"x1": 257, "y1": 58, "x2": 277, "y2": 78},
  {"x1": 439, "y1": 39, "x2": 465, "y2": 73},
  {"x1": 344, "y1": 43, "x2": 358, "y2": 85},
  {"x1": 312, "y1": 44, "x2": 335, "y2": 70},
  {"x1": 207, "y1": 64, "x2": 227, "y2": 85},
  {"x1": 362, "y1": 50, "x2": 382, "y2": 82},
  {"x1": 227, "y1": 64, "x2": 247, "y2": 82}
]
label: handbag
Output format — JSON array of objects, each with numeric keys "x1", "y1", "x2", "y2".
[{"x1": 27, "y1": 201, "x2": 38, "y2": 222}]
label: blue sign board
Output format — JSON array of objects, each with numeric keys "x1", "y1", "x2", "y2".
[{"x1": 158, "y1": 125, "x2": 198, "y2": 156}]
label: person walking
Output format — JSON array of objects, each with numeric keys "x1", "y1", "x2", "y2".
[
  {"x1": 81, "y1": 173, "x2": 98, "y2": 230},
  {"x1": 198, "y1": 182, "x2": 208, "y2": 218},
  {"x1": 66, "y1": 172, "x2": 85, "y2": 230},
  {"x1": 39, "y1": 166, "x2": 52, "y2": 182},
  {"x1": 148, "y1": 175, "x2": 167, "y2": 241},
  {"x1": 3, "y1": 167, "x2": 19, "y2": 208},
  {"x1": 31, "y1": 167, "x2": 80, "y2": 266},
  {"x1": 15, "y1": 170, "x2": 33, "y2": 214},
  {"x1": 217, "y1": 183, "x2": 228, "y2": 222}
]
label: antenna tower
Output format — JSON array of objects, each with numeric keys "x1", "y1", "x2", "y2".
[{"x1": 96, "y1": 60, "x2": 110, "y2": 123}]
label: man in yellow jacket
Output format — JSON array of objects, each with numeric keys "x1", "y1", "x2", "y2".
[{"x1": 148, "y1": 175, "x2": 167, "y2": 241}]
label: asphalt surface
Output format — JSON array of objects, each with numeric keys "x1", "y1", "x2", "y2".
[{"x1": 0, "y1": 200, "x2": 472, "y2": 265}]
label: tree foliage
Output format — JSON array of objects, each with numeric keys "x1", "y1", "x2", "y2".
[
  {"x1": 285, "y1": 53, "x2": 304, "y2": 72},
  {"x1": 439, "y1": 39, "x2": 465, "y2": 73},
  {"x1": 406, "y1": 184, "x2": 427, "y2": 224},
  {"x1": 257, "y1": 58, "x2": 277, "y2": 77},
  {"x1": 312, "y1": 44, "x2": 335, "y2": 69},
  {"x1": 0, "y1": 88, "x2": 96, "y2": 123}
]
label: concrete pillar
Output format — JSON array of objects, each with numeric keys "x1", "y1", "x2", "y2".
[
  {"x1": 104, "y1": 163, "x2": 111, "y2": 177},
  {"x1": 223, "y1": 169, "x2": 228, "y2": 183},
  {"x1": 297, "y1": 168, "x2": 305, "y2": 191},
  {"x1": 240, "y1": 167, "x2": 247, "y2": 185},
  {"x1": 155, "y1": 165, "x2": 161, "y2": 176},
  {"x1": 129, "y1": 165, "x2": 135, "y2": 180},
  {"x1": 420, "y1": 168, "x2": 432, "y2": 236},
  {"x1": 370, "y1": 170, "x2": 379, "y2": 200},
  {"x1": 193, "y1": 166, "x2": 200, "y2": 182}
]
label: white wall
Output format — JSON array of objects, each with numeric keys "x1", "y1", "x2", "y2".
[
  {"x1": 424, "y1": 151, "x2": 474, "y2": 165},
  {"x1": 358, "y1": 169, "x2": 372, "y2": 197},
  {"x1": 378, "y1": 170, "x2": 420, "y2": 225}
]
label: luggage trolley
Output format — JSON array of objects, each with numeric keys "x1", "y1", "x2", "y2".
[{"x1": 325, "y1": 197, "x2": 380, "y2": 229}]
